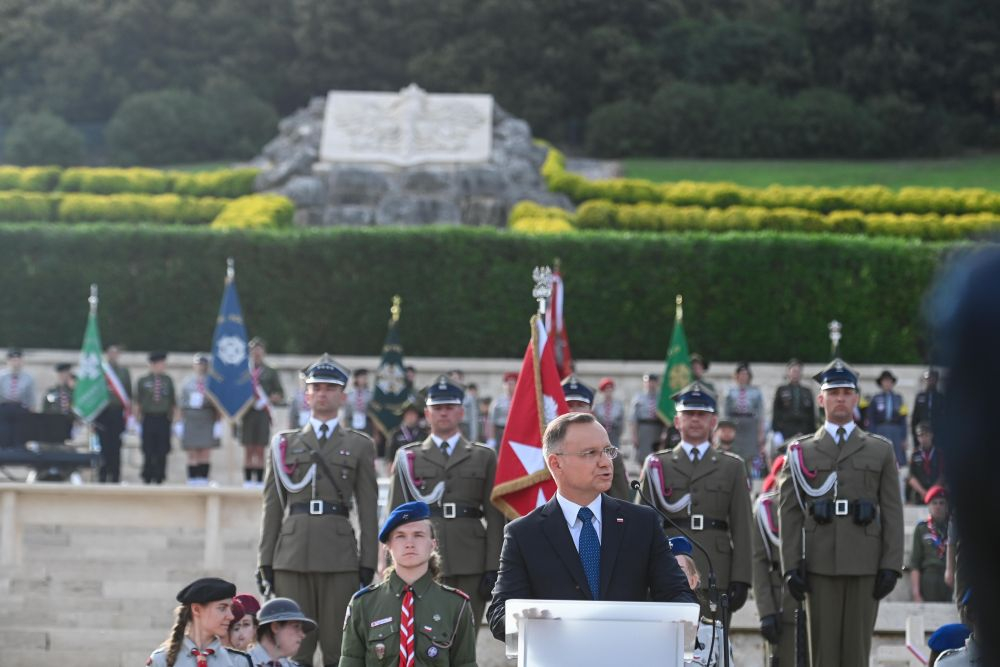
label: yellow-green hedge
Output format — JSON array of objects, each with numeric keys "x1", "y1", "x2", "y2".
[
  {"x1": 573, "y1": 199, "x2": 1000, "y2": 240},
  {"x1": 509, "y1": 217, "x2": 575, "y2": 234},
  {"x1": 542, "y1": 147, "x2": 1000, "y2": 216},
  {"x1": 57, "y1": 194, "x2": 228, "y2": 224},
  {"x1": 211, "y1": 194, "x2": 294, "y2": 230},
  {"x1": 509, "y1": 200, "x2": 573, "y2": 224},
  {"x1": 0, "y1": 192, "x2": 58, "y2": 221},
  {"x1": 0, "y1": 165, "x2": 259, "y2": 197}
]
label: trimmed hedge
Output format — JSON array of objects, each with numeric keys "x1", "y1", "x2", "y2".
[
  {"x1": 0, "y1": 224, "x2": 953, "y2": 363},
  {"x1": 543, "y1": 148, "x2": 1000, "y2": 216},
  {"x1": 211, "y1": 195, "x2": 294, "y2": 230},
  {"x1": 0, "y1": 166, "x2": 259, "y2": 198}
]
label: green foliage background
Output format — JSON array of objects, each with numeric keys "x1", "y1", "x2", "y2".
[{"x1": 0, "y1": 224, "x2": 952, "y2": 363}]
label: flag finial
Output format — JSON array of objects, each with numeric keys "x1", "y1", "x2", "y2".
[
  {"x1": 89, "y1": 284, "x2": 99, "y2": 314},
  {"x1": 532, "y1": 266, "x2": 553, "y2": 316},
  {"x1": 828, "y1": 319, "x2": 842, "y2": 356},
  {"x1": 391, "y1": 295, "x2": 402, "y2": 323},
  {"x1": 675, "y1": 294, "x2": 683, "y2": 321},
  {"x1": 226, "y1": 257, "x2": 235, "y2": 281}
]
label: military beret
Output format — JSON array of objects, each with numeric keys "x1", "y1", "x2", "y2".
[
  {"x1": 561, "y1": 375, "x2": 594, "y2": 405},
  {"x1": 812, "y1": 358, "x2": 859, "y2": 391},
  {"x1": 303, "y1": 354, "x2": 349, "y2": 386},
  {"x1": 598, "y1": 377, "x2": 615, "y2": 391},
  {"x1": 233, "y1": 593, "x2": 261, "y2": 617},
  {"x1": 927, "y1": 623, "x2": 970, "y2": 653},
  {"x1": 55, "y1": 363, "x2": 72, "y2": 372},
  {"x1": 669, "y1": 536, "x2": 693, "y2": 557},
  {"x1": 379, "y1": 501, "x2": 431, "y2": 543},
  {"x1": 6, "y1": 348, "x2": 23, "y2": 359},
  {"x1": 176, "y1": 577, "x2": 236, "y2": 604},
  {"x1": 230, "y1": 597, "x2": 246, "y2": 623},
  {"x1": 924, "y1": 485, "x2": 947, "y2": 504},
  {"x1": 424, "y1": 375, "x2": 464, "y2": 406},
  {"x1": 672, "y1": 381, "x2": 717, "y2": 413},
  {"x1": 148, "y1": 351, "x2": 167, "y2": 362}
]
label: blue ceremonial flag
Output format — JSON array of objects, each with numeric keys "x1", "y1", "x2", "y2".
[{"x1": 205, "y1": 259, "x2": 255, "y2": 420}]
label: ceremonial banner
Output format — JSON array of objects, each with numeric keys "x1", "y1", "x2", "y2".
[
  {"x1": 545, "y1": 266, "x2": 574, "y2": 379},
  {"x1": 491, "y1": 315, "x2": 570, "y2": 519},
  {"x1": 369, "y1": 296, "x2": 409, "y2": 438},
  {"x1": 72, "y1": 286, "x2": 109, "y2": 422},
  {"x1": 205, "y1": 261, "x2": 255, "y2": 420},
  {"x1": 656, "y1": 296, "x2": 692, "y2": 423}
]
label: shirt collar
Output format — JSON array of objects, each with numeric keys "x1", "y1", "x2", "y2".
[
  {"x1": 388, "y1": 569, "x2": 436, "y2": 598},
  {"x1": 680, "y1": 441, "x2": 711, "y2": 458},
  {"x1": 183, "y1": 636, "x2": 222, "y2": 652},
  {"x1": 430, "y1": 433, "x2": 460, "y2": 450},
  {"x1": 309, "y1": 415, "x2": 339, "y2": 435},
  {"x1": 824, "y1": 421, "x2": 856, "y2": 441},
  {"x1": 555, "y1": 491, "x2": 602, "y2": 530}
]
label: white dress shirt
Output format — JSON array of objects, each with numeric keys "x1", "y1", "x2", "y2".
[
  {"x1": 431, "y1": 433, "x2": 461, "y2": 456},
  {"x1": 555, "y1": 491, "x2": 603, "y2": 549},
  {"x1": 823, "y1": 421, "x2": 855, "y2": 442},
  {"x1": 679, "y1": 441, "x2": 711, "y2": 462},
  {"x1": 309, "y1": 416, "x2": 339, "y2": 439}
]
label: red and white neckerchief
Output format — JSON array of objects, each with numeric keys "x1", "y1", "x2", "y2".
[
  {"x1": 602, "y1": 399, "x2": 613, "y2": 424},
  {"x1": 153, "y1": 375, "x2": 162, "y2": 402},
  {"x1": 60, "y1": 387, "x2": 70, "y2": 412},
  {"x1": 925, "y1": 517, "x2": 946, "y2": 560},
  {"x1": 399, "y1": 585, "x2": 415, "y2": 667},
  {"x1": 190, "y1": 647, "x2": 214, "y2": 667},
  {"x1": 922, "y1": 449, "x2": 934, "y2": 479}
]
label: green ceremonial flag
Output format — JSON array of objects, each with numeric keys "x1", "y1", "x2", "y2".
[
  {"x1": 656, "y1": 295, "x2": 693, "y2": 423},
  {"x1": 72, "y1": 285, "x2": 110, "y2": 423},
  {"x1": 368, "y1": 296, "x2": 409, "y2": 439}
]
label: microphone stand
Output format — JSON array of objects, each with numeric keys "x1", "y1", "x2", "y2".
[{"x1": 632, "y1": 480, "x2": 730, "y2": 667}]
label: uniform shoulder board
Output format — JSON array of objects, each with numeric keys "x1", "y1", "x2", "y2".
[
  {"x1": 400, "y1": 441, "x2": 422, "y2": 453},
  {"x1": 440, "y1": 583, "x2": 471, "y2": 600},
  {"x1": 352, "y1": 582, "x2": 379, "y2": 600},
  {"x1": 719, "y1": 450, "x2": 744, "y2": 463},
  {"x1": 347, "y1": 428, "x2": 375, "y2": 441},
  {"x1": 226, "y1": 648, "x2": 253, "y2": 667},
  {"x1": 865, "y1": 431, "x2": 893, "y2": 447},
  {"x1": 146, "y1": 647, "x2": 165, "y2": 666},
  {"x1": 470, "y1": 441, "x2": 494, "y2": 451}
]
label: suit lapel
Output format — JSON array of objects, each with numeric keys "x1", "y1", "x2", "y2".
[
  {"x1": 813, "y1": 427, "x2": 840, "y2": 466},
  {"x1": 445, "y1": 436, "x2": 472, "y2": 470},
  {"x1": 599, "y1": 495, "x2": 624, "y2": 599},
  {"x1": 302, "y1": 423, "x2": 321, "y2": 451},
  {"x1": 419, "y1": 436, "x2": 447, "y2": 469},
  {"x1": 689, "y1": 449, "x2": 719, "y2": 483},
  {"x1": 837, "y1": 427, "x2": 865, "y2": 463},
  {"x1": 670, "y1": 448, "x2": 695, "y2": 481},
  {"x1": 540, "y1": 497, "x2": 592, "y2": 598}
]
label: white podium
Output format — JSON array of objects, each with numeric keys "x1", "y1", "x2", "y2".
[{"x1": 504, "y1": 599, "x2": 700, "y2": 666}]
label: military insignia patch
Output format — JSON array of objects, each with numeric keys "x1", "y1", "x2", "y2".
[
  {"x1": 371, "y1": 616, "x2": 393, "y2": 628},
  {"x1": 375, "y1": 643, "x2": 386, "y2": 660},
  {"x1": 427, "y1": 646, "x2": 439, "y2": 658}
]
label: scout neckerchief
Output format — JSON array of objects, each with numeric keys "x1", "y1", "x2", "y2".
[
  {"x1": 190, "y1": 647, "x2": 214, "y2": 667},
  {"x1": 400, "y1": 585, "x2": 415, "y2": 667},
  {"x1": 925, "y1": 516, "x2": 946, "y2": 560}
]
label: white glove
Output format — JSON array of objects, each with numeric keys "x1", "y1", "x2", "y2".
[
  {"x1": 126, "y1": 415, "x2": 138, "y2": 433},
  {"x1": 486, "y1": 438, "x2": 497, "y2": 449},
  {"x1": 173, "y1": 421, "x2": 185, "y2": 440},
  {"x1": 772, "y1": 432, "x2": 785, "y2": 447},
  {"x1": 212, "y1": 421, "x2": 224, "y2": 440}
]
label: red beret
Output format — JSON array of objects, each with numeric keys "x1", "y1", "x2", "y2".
[
  {"x1": 503, "y1": 372, "x2": 518, "y2": 383},
  {"x1": 924, "y1": 485, "x2": 947, "y2": 504},
  {"x1": 233, "y1": 593, "x2": 261, "y2": 617},
  {"x1": 230, "y1": 598, "x2": 246, "y2": 623},
  {"x1": 598, "y1": 377, "x2": 615, "y2": 391}
]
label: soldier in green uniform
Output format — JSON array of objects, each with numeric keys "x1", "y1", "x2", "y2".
[
  {"x1": 771, "y1": 358, "x2": 817, "y2": 448},
  {"x1": 561, "y1": 374, "x2": 632, "y2": 501},
  {"x1": 257, "y1": 355, "x2": 379, "y2": 667},
  {"x1": 636, "y1": 382, "x2": 753, "y2": 619},
  {"x1": 134, "y1": 351, "x2": 177, "y2": 485},
  {"x1": 387, "y1": 375, "x2": 503, "y2": 627},
  {"x1": 909, "y1": 485, "x2": 952, "y2": 602},
  {"x1": 242, "y1": 338, "x2": 284, "y2": 487},
  {"x1": 41, "y1": 363, "x2": 74, "y2": 415},
  {"x1": 779, "y1": 359, "x2": 904, "y2": 667},
  {"x1": 752, "y1": 457, "x2": 796, "y2": 666},
  {"x1": 340, "y1": 501, "x2": 477, "y2": 667}
]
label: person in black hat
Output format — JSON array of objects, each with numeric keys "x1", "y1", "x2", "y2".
[
  {"x1": 561, "y1": 374, "x2": 632, "y2": 501},
  {"x1": 41, "y1": 363, "x2": 75, "y2": 416},
  {"x1": 386, "y1": 401, "x2": 426, "y2": 463},
  {"x1": 690, "y1": 353, "x2": 715, "y2": 394},
  {"x1": 865, "y1": 369, "x2": 908, "y2": 466},
  {"x1": 241, "y1": 337, "x2": 284, "y2": 488},
  {"x1": 134, "y1": 352, "x2": 177, "y2": 484},
  {"x1": 148, "y1": 577, "x2": 249, "y2": 667},
  {"x1": 257, "y1": 354, "x2": 377, "y2": 667},
  {"x1": 778, "y1": 358, "x2": 904, "y2": 667},
  {"x1": 911, "y1": 368, "x2": 944, "y2": 444},
  {"x1": 771, "y1": 358, "x2": 817, "y2": 447},
  {"x1": 386, "y1": 374, "x2": 504, "y2": 627},
  {"x1": 636, "y1": 381, "x2": 753, "y2": 620},
  {"x1": 0, "y1": 347, "x2": 35, "y2": 448}
]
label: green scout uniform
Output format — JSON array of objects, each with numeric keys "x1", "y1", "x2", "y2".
[
  {"x1": 638, "y1": 444, "x2": 753, "y2": 617},
  {"x1": 772, "y1": 382, "x2": 816, "y2": 441},
  {"x1": 42, "y1": 382, "x2": 73, "y2": 415},
  {"x1": 136, "y1": 370, "x2": 176, "y2": 484},
  {"x1": 387, "y1": 435, "x2": 504, "y2": 625},
  {"x1": 779, "y1": 425, "x2": 904, "y2": 667},
  {"x1": 751, "y1": 490, "x2": 796, "y2": 666},
  {"x1": 340, "y1": 571, "x2": 477, "y2": 667},
  {"x1": 243, "y1": 362, "x2": 283, "y2": 445},
  {"x1": 259, "y1": 420, "x2": 379, "y2": 665},
  {"x1": 909, "y1": 517, "x2": 951, "y2": 602}
]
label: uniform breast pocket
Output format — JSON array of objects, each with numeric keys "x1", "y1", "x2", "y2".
[
  {"x1": 413, "y1": 463, "x2": 440, "y2": 480},
  {"x1": 367, "y1": 623, "x2": 397, "y2": 664},
  {"x1": 416, "y1": 625, "x2": 452, "y2": 665},
  {"x1": 851, "y1": 457, "x2": 882, "y2": 493},
  {"x1": 332, "y1": 456, "x2": 358, "y2": 482}
]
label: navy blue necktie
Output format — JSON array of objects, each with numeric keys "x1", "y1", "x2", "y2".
[{"x1": 577, "y1": 507, "x2": 601, "y2": 600}]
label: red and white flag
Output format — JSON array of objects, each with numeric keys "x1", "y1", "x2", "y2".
[
  {"x1": 545, "y1": 268, "x2": 573, "y2": 379},
  {"x1": 491, "y1": 315, "x2": 570, "y2": 519}
]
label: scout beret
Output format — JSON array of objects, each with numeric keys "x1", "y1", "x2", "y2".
[
  {"x1": 379, "y1": 501, "x2": 431, "y2": 543},
  {"x1": 233, "y1": 593, "x2": 261, "y2": 617},
  {"x1": 230, "y1": 597, "x2": 246, "y2": 623},
  {"x1": 176, "y1": 577, "x2": 236, "y2": 604},
  {"x1": 424, "y1": 375, "x2": 464, "y2": 406},
  {"x1": 148, "y1": 351, "x2": 168, "y2": 362},
  {"x1": 503, "y1": 371, "x2": 518, "y2": 383},
  {"x1": 55, "y1": 363, "x2": 72, "y2": 372},
  {"x1": 812, "y1": 358, "x2": 859, "y2": 391},
  {"x1": 927, "y1": 623, "x2": 970, "y2": 653},
  {"x1": 303, "y1": 354, "x2": 349, "y2": 386},
  {"x1": 192, "y1": 353, "x2": 209, "y2": 364},
  {"x1": 598, "y1": 377, "x2": 615, "y2": 391},
  {"x1": 669, "y1": 536, "x2": 693, "y2": 556},
  {"x1": 561, "y1": 375, "x2": 594, "y2": 405},
  {"x1": 672, "y1": 381, "x2": 717, "y2": 413},
  {"x1": 924, "y1": 485, "x2": 947, "y2": 504},
  {"x1": 248, "y1": 337, "x2": 266, "y2": 349}
]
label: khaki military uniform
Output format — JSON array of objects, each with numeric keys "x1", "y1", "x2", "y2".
[
  {"x1": 387, "y1": 435, "x2": 503, "y2": 625},
  {"x1": 340, "y1": 571, "x2": 477, "y2": 667},
  {"x1": 909, "y1": 517, "x2": 951, "y2": 602},
  {"x1": 637, "y1": 446, "x2": 753, "y2": 617},
  {"x1": 751, "y1": 490, "x2": 796, "y2": 665},
  {"x1": 135, "y1": 372, "x2": 176, "y2": 484},
  {"x1": 259, "y1": 422, "x2": 379, "y2": 666},
  {"x1": 608, "y1": 455, "x2": 632, "y2": 501},
  {"x1": 772, "y1": 383, "x2": 816, "y2": 441},
  {"x1": 148, "y1": 637, "x2": 252, "y2": 667},
  {"x1": 778, "y1": 426, "x2": 904, "y2": 667}
]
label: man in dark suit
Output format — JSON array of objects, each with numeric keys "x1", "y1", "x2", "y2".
[{"x1": 487, "y1": 411, "x2": 696, "y2": 641}]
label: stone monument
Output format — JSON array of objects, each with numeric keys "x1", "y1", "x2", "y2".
[{"x1": 250, "y1": 84, "x2": 571, "y2": 227}]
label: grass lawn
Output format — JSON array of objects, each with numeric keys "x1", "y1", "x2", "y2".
[{"x1": 623, "y1": 155, "x2": 1000, "y2": 190}]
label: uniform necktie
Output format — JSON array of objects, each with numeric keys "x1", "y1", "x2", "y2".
[
  {"x1": 577, "y1": 507, "x2": 601, "y2": 600},
  {"x1": 439, "y1": 440, "x2": 450, "y2": 458},
  {"x1": 691, "y1": 447, "x2": 701, "y2": 464},
  {"x1": 399, "y1": 585, "x2": 415, "y2": 667},
  {"x1": 836, "y1": 427, "x2": 847, "y2": 446},
  {"x1": 190, "y1": 647, "x2": 214, "y2": 667},
  {"x1": 319, "y1": 423, "x2": 329, "y2": 443}
]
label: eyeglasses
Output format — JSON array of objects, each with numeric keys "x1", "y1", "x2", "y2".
[{"x1": 554, "y1": 446, "x2": 619, "y2": 461}]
